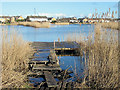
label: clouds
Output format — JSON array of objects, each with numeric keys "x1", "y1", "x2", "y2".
[
  {"x1": 38, "y1": 13, "x2": 66, "y2": 17},
  {"x1": 23, "y1": 13, "x2": 66, "y2": 18}
]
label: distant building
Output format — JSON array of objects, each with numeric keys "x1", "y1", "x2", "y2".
[
  {"x1": 88, "y1": 18, "x2": 99, "y2": 23},
  {"x1": 10, "y1": 17, "x2": 15, "y2": 23},
  {"x1": 113, "y1": 18, "x2": 120, "y2": 22},
  {"x1": 13, "y1": 16, "x2": 24, "y2": 21},
  {"x1": 87, "y1": 18, "x2": 111, "y2": 23},
  {"x1": 0, "y1": 16, "x2": 10, "y2": 23},
  {"x1": 57, "y1": 18, "x2": 70, "y2": 22},
  {"x1": 26, "y1": 16, "x2": 48, "y2": 22},
  {"x1": 69, "y1": 17, "x2": 78, "y2": 23},
  {"x1": 82, "y1": 18, "x2": 88, "y2": 23},
  {"x1": 13, "y1": 16, "x2": 19, "y2": 20},
  {"x1": 51, "y1": 18, "x2": 56, "y2": 22},
  {"x1": 78, "y1": 18, "x2": 84, "y2": 23},
  {"x1": 48, "y1": 17, "x2": 56, "y2": 22},
  {"x1": 17, "y1": 16, "x2": 24, "y2": 20},
  {"x1": 57, "y1": 17, "x2": 78, "y2": 23},
  {"x1": 99, "y1": 18, "x2": 111, "y2": 23}
]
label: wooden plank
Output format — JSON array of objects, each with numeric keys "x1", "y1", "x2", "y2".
[
  {"x1": 29, "y1": 61, "x2": 48, "y2": 64},
  {"x1": 31, "y1": 42, "x2": 79, "y2": 50},
  {"x1": 55, "y1": 48, "x2": 78, "y2": 50},
  {"x1": 44, "y1": 71, "x2": 58, "y2": 87},
  {"x1": 33, "y1": 66, "x2": 62, "y2": 71}
]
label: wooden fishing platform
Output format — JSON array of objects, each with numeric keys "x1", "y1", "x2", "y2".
[
  {"x1": 31, "y1": 41, "x2": 80, "y2": 50},
  {"x1": 31, "y1": 41, "x2": 80, "y2": 56},
  {"x1": 28, "y1": 41, "x2": 80, "y2": 88}
]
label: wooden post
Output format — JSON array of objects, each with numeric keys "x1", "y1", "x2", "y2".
[
  {"x1": 56, "y1": 58, "x2": 59, "y2": 65},
  {"x1": 54, "y1": 40, "x2": 55, "y2": 49}
]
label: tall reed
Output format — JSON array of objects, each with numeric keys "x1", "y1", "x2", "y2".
[
  {"x1": 2, "y1": 30, "x2": 33, "y2": 88},
  {"x1": 65, "y1": 24, "x2": 119, "y2": 88},
  {"x1": 100, "y1": 22, "x2": 119, "y2": 30},
  {"x1": 82, "y1": 25, "x2": 119, "y2": 88}
]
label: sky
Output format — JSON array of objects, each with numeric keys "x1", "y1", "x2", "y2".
[
  {"x1": 0, "y1": 2, "x2": 119, "y2": 18},
  {"x1": 1, "y1": 0, "x2": 119, "y2": 2}
]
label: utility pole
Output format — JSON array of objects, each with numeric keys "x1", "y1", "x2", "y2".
[{"x1": 34, "y1": 8, "x2": 36, "y2": 16}]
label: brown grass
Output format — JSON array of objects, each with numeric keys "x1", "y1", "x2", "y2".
[
  {"x1": 100, "y1": 22, "x2": 119, "y2": 30},
  {"x1": 18, "y1": 21, "x2": 50, "y2": 28},
  {"x1": 1, "y1": 30, "x2": 33, "y2": 88},
  {"x1": 81, "y1": 25, "x2": 119, "y2": 88},
  {"x1": 65, "y1": 24, "x2": 119, "y2": 88}
]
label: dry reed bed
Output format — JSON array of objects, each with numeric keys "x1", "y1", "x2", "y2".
[
  {"x1": 100, "y1": 22, "x2": 119, "y2": 30},
  {"x1": 82, "y1": 25, "x2": 119, "y2": 88},
  {"x1": 2, "y1": 30, "x2": 34, "y2": 88},
  {"x1": 65, "y1": 25, "x2": 119, "y2": 88},
  {"x1": 18, "y1": 22, "x2": 50, "y2": 28}
]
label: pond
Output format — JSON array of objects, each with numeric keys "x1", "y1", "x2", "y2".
[{"x1": 0, "y1": 24, "x2": 94, "y2": 42}]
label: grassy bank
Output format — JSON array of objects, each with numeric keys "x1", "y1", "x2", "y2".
[
  {"x1": 100, "y1": 22, "x2": 119, "y2": 30},
  {"x1": 18, "y1": 22, "x2": 50, "y2": 28},
  {"x1": 1, "y1": 30, "x2": 34, "y2": 88},
  {"x1": 65, "y1": 25, "x2": 119, "y2": 88}
]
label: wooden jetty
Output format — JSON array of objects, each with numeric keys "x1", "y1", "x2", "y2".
[
  {"x1": 28, "y1": 41, "x2": 80, "y2": 88},
  {"x1": 31, "y1": 41, "x2": 80, "y2": 56},
  {"x1": 31, "y1": 41, "x2": 80, "y2": 50}
]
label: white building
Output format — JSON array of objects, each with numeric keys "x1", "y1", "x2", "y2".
[
  {"x1": 69, "y1": 20, "x2": 78, "y2": 23},
  {"x1": 0, "y1": 16, "x2": 10, "y2": 23},
  {"x1": 88, "y1": 19, "x2": 99, "y2": 23},
  {"x1": 27, "y1": 16, "x2": 48, "y2": 22}
]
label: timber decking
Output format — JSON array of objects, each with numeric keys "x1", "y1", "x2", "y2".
[
  {"x1": 31, "y1": 41, "x2": 79, "y2": 49},
  {"x1": 28, "y1": 41, "x2": 80, "y2": 88},
  {"x1": 29, "y1": 61, "x2": 48, "y2": 64},
  {"x1": 33, "y1": 65, "x2": 62, "y2": 71},
  {"x1": 44, "y1": 71, "x2": 58, "y2": 87}
]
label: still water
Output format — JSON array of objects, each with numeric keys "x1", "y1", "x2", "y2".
[{"x1": 0, "y1": 24, "x2": 94, "y2": 42}]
